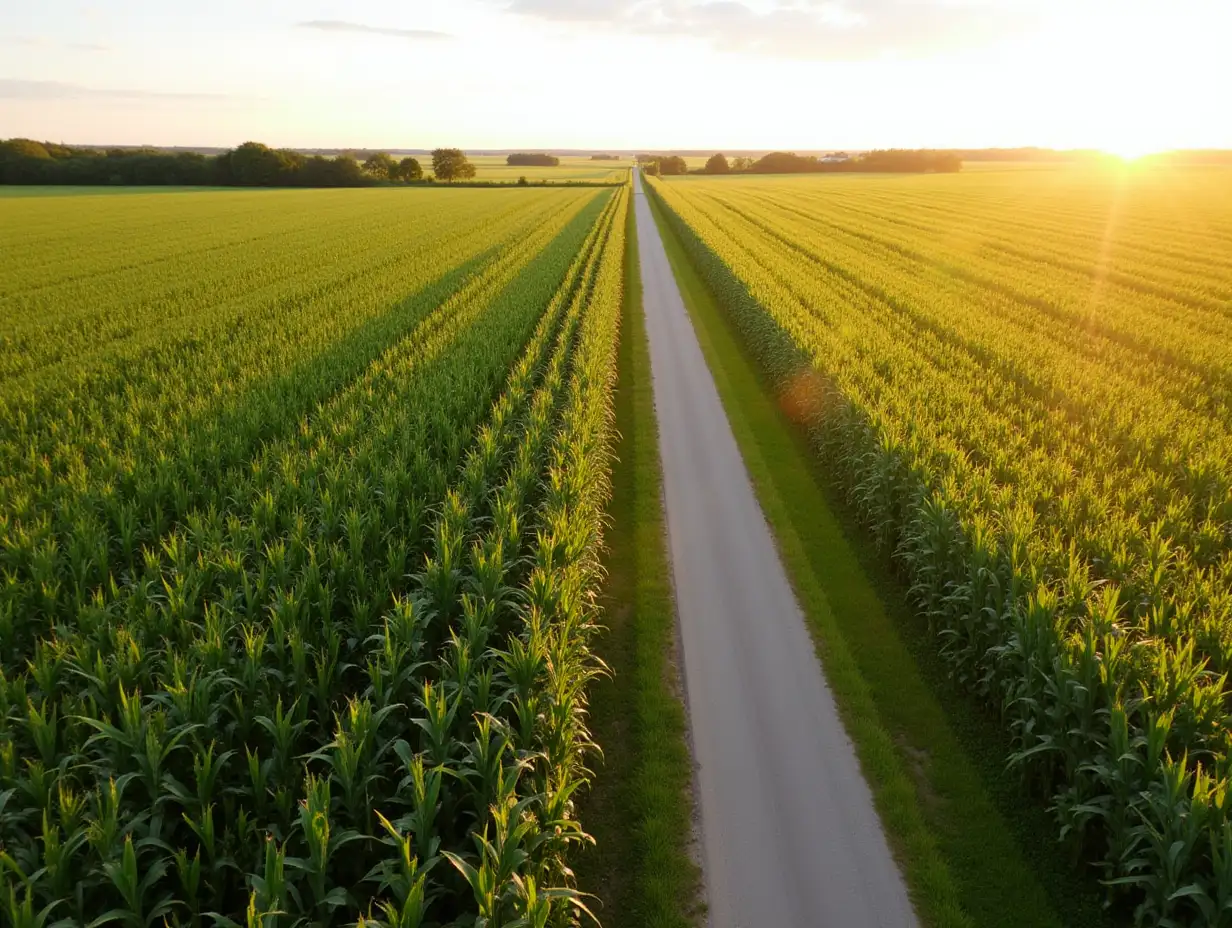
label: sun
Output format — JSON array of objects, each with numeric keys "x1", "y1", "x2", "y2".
[{"x1": 1103, "y1": 140, "x2": 1160, "y2": 162}]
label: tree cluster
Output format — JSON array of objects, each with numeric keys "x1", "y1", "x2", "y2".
[
  {"x1": 431, "y1": 148, "x2": 477, "y2": 182},
  {"x1": 858, "y1": 149, "x2": 962, "y2": 172},
  {"x1": 506, "y1": 153, "x2": 559, "y2": 167},
  {"x1": 689, "y1": 149, "x2": 962, "y2": 175},
  {"x1": 639, "y1": 155, "x2": 688, "y2": 176},
  {"x1": 361, "y1": 152, "x2": 423, "y2": 181},
  {"x1": 0, "y1": 138, "x2": 220, "y2": 186},
  {"x1": 589, "y1": 154, "x2": 619, "y2": 160},
  {"x1": 0, "y1": 140, "x2": 457, "y2": 187}
]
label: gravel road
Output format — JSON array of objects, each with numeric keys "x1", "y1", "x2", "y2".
[{"x1": 632, "y1": 170, "x2": 919, "y2": 928}]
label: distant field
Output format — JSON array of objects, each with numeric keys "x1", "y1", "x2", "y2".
[
  {"x1": 647, "y1": 163, "x2": 1232, "y2": 926},
  {"x1": 0, "y1": 184, "x2": 628, "y2": 923},
  {"x1": 461, "y1": 154, "x2": 630, "y2": 182}
]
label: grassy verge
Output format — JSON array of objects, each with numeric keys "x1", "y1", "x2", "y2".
[
  {"x1": 643, "y1": 187, "x2": 1116, "y2": 928},
  {"x1": 575, "y1": 194, "x2": 703, "y2": 927}
]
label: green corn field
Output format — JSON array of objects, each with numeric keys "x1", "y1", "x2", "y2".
[
  {"x1": 6, "y1": 159, "x2": 1232, "y2": 928},
  {"x1": 0, "y1": 184, "x2": 627, "y2": 925},
  {"x1": 646, "y1": 167, "x2": 1232, "y2": 927}
]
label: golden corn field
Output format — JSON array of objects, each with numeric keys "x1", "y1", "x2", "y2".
[
  {"x1": 647, "y1": 166, "x2": 1232, "y2": 927},
  {"x1": 0, "y1": 185, "x2": 627, "y2": 925}
]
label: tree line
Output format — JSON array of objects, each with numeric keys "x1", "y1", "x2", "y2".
[
  {"x1": 0, "y1": 140, "x2": 489, "y2": 186},
  {"x1": 694, "y1": 150, "x2": 962, "y2": 175}
]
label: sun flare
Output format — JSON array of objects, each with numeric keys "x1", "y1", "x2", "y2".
[{"x1": 1105, "y1": 141, "x2": 1160, "y2": 161}]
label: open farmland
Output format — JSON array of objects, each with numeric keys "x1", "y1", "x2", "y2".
[
  {"x1": 646, "y1": 165, "x2": 1232, "y2": 926},
  {"x1": 0, "y1": 184, "x2": 626, "y2": 924}
]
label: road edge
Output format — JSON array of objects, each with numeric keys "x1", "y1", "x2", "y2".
[{"x1": 576, "y1": 185, "x2": 705, "y2": 927}]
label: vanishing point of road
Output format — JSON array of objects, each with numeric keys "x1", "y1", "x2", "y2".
[{"x1": 631, "y1": 169, "x2": 919, "y2": 928}]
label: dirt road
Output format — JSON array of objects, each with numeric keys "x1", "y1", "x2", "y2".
[{"x1": 631, "y1": 170, "x2": 918, "y2": 928}]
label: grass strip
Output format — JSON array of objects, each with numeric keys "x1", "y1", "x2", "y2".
[
  {"x1": 576, "y1": 195, "x2": 704, "y2": 927},
  {"x1": 643, "y1": 187, "x2": 1106, "y2": 928}
]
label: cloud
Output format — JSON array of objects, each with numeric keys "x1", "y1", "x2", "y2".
[
  {"x1": 69, "y1": 43, "x2": 110, "y2": 52},
  {"x1": 492, "y1": 0, "x2": 1034, "y2": 60},
  {"x1": 0, "y1": 79, "x2": 241, "y2": 102},
  {"x1": 297, "y1": 20, "x2": 452, "y2": 40}
]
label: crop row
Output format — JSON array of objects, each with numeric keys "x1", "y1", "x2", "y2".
[
  {"x1": 647, "y1": 171, "x2": 1232, "y2": 926},
  {"x1": 0, "y1": 185, "x2": 627, "y2": 924}
]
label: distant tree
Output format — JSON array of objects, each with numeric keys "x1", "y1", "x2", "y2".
[
  {"x1": 731, "y1": 156, "x2": 754, "y2": 171},
  {"x1": 329, "y1": 154, "x2": 367, "y2": 185},
  {"x1": 172, "y1": 151, "x2": 212, "y2": 184},
  {"x1": 507, "y1": 153, "x2": 559, "y2": 167},
  {"x1": 229, "y1": 141, "x2": 292, "y2": 185},
  {"x1": 298, "y1": 155, "x2": 332, "y2": 187},
  {"x1": 432, "y1": 148, "x2": 475, "y2": 182},
  {"x1": 0, "y1": 138, "x2": 51, "y2": 160},
  {"x1": 704, "y1": 153, "x2": 731, "y2": 174},
  {"x1": 642, "y1": 160, "x2": 660, "y2": 177},
  {"x1": 517, "y1": 175, "x2": 529, "y2": 186},
  {"x1": 657, "y1": 155, "x2": 688, "y2": 175},
  {"x1": 396, "y1": 156, "x2": 423, "y2": 181},
  {"x1": 212, "y1": 150, "x2": 235, "y2": 184},
  {"x1": 298, "y1": 152, "x2": 367, "y2": 186},
  {"x1": 747, "y1": 151, "x2": 819, "y2": 174},
  {"x1": 278, "y1": 149, "x2": 306, "y2": 182},
  {"x1": 43, "y1": 142, "x2": 77, "y2": 159},
  {"x1": 363, "y1": 152, "x2": 396, "y2": 180},
  {"x1": 857, "y1": 149, "x2": 962, "y2": 173},
  {"x1": 0, "y1": 139, "x2": 390, "y2": 189}
]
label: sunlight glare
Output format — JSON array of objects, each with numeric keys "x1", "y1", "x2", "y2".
[{"x1": 1105, "y1": 141, "x2": 1160, "y2": 161}]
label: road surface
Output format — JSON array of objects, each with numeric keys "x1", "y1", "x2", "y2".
[{"x1": 632, "y1": 169, "x2": 919, "y2": 928}]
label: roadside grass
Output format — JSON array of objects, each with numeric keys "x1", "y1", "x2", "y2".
[
  {"x1": 575, "y1": 193, "x2": 704, "y2": 927},
  {"x1": 644, "y1": 188, "x2": 1117, "y2": 928}
]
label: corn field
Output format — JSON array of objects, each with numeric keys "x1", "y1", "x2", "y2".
[
  {"x1": 646, "y1": 168, "x2": 1232, "y2": 926},
  {"x1": 0, "y1": 184, "x2": 628, "y2": 926}
]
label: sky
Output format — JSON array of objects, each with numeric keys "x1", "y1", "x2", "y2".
[{"x1": 1, "y1": 0, "x2": 1229, "y2": 153}]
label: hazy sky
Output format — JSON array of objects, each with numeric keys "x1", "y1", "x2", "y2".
[{"x1": 1, "y1": 0, "x2": 1228, "y2": 152}]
